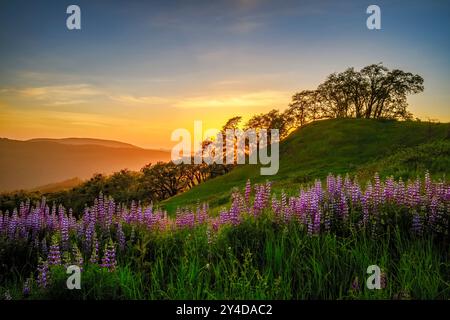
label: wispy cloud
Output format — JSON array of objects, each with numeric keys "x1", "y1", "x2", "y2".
[
  {"x1": 2, "y1": 84, "x2": 105, "y2": 106},
  {"x1": 108, "y1": 90, "x2": 290, "y2": 109},
  {"x1": 174, "y1": 90, "x2": 290, "y2": 109},
  {"x1": 111, "y1": 95, "x2": 173, "y2": 106},
  {"x1": 1, "y1": 83, "x2": 290, "y2": 110}
]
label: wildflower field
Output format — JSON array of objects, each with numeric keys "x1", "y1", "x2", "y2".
[{"x1": 1, "y1": 173, "x2": 449, "y2": 300}]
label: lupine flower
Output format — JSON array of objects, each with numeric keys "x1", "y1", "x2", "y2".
[
  {"x1": 229, "y1": 197, "x2": 240, "y2": 225},
  {"x1": 361, "y1": 194, "x2": 370, "y2": 227},
  {"x1": 0, "y1": 172, "x2": 448, "y2": 283},
  {"x1": 219, "y1": 208, "x2": 230, "y2": 225},
  {"x1": 60, "y1": 214, "x2": 69, "y2": 251},
  {"x1": 271, "y1": 196, "x2": 280, "y2": 216},
  {"x1": 412, "y1": 210, "x2": 422, "y2": 235},
  {"x1": 253, "y1": 185, "x2": 266, "y2": 215},
  {"x1": 37, "y1": 259, "x2": 49, "y2": 288},
  {"x1": 41, "y1": 238, "x2": 48, "y2": 256},
  {"x1": 90, "y1": 233, "x2": 99, "y2": 264},
  {"x1": 48, "y1": 235, "x2": 61, "y2": 266},
  {"x1": 117, "y1": 222, "x2": 126, "y2": 251},
  {"x1": 101, "y1": 239, "x2": 117, "y2": 271},
  {"x1": 245, "y1": 179, "x2": 251, "y2": 203}
]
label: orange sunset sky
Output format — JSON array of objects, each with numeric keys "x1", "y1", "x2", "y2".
[{"x1": 1, "y1": 0, "x2": 449, "y2": 149}]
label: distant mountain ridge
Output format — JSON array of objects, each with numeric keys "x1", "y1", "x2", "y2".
[
  {"x1": 0, "y1": 138, "x2": 171, "y2": 192},
  {"x1": 28, "y1": 177, "x2": 83, "y2": 193},
  {"x1": 26, "y1": 137, "x2": 141, "y2": 149}
]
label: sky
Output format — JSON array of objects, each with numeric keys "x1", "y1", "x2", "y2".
[{"x1": 0, "y1": 0, "x2": 449, "y2": 149}]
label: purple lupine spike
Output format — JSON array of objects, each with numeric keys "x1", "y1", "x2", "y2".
[
  {"x1": 117, "y1": 222, "x2": 126, "y2": 252},
  {"x1": 383, "y1": 177, "x2": 395, "y2": 202},
  {"x1": 105, "y1": 198, "x2": 115, "y2": 230},
  {"x1": 2, "y1": 212, "x2": 9, "y2": 237},
  {"x1": 41, "y1": 238, "x2": 48, "y2": 256},
  {"x1": 395, "y1": 178, "x2": 406, "y2": 205},
  {"x1": 336, "y1": 175, "x2": 343, "y2": 196},
  {"x1": 60, "y1": 214, "x2": 69, "y2": 251},
  {"x1": 424, "y1": 171, "x2": 433, "y2": 203},
  {"x1": 219, "y1": 208, "x2": 230, "y2": 225},
  {"x1": 344, "y1": 174, "x2": 352, "y2": 195},
  {"x1": 351, "y1": 182, "x2": 362, "y2": 207},
  {"x1": 48, "y1": 236, "x2": 61, "y2": 266},
  {"x1": 90, "y1": 233, "x2": 99, "y2": 264},
  {"x1": 101, "y1": 239, "x2": 117, "y2": 272},
  {"x1": 407, "y1": 179, "x2": 421, "y2": 208},
  {"x1": 429, "y1": 196, "x2": 438, "y2": 225},
  {"x1": 245, "y1": 179, "x2": 251, "y2": 203},
  {"x1": 323, "y1": 204, "x2": 331, "y2": 232},
  {"x1": 339, "y1": 191, "x2": 349, "y2": 220},
  {"x1": 195, "y1": 203, "x2": 208, "y2": 224},
  {"x1": 412, "y1": 210, "x2": 422, "y2": 235},
  {"x1": 327, "y1": 174, "x2": 336, "y2": 197},
  {"x1": 361, "y1": 193, "x2": 370, "y2": 227},
  {"x1": 265, "y1": 181, "x2": 272, "y2": 204},
  {"x1": 84, "y1": 220, "x2": 95, "y2": 253},
  {"x1": 281, "y1": 191, "x2": 287, "y2": 209},
  {"x1": 314, "y1": 179, "x2": 323, "y2": 203},
  {"x1": 373, "y1": 173, "x2": 382, "y2": 208},
  {"x1": 253, "y1": 185, "x2": 265, "y2": 215},
  {"x1": 271, "y1": 195, "x2": 280, "y2": 216},
  {"x1": 37, "y1": 259, "x2": 49, "y2": 289},
  {"x1": 130, "y1": 200, "x2": 137, "y2": 223},
  {"x1": 229, "y1": 197, "x2": 240, "y2": 225},
  {"x1": 31, "y1": 210, "x2": 39, "y2": 241},
  {"x1": 313, "y1": 208, "x2": 321, "y2": 235},
  {"x1": 8, "y1": 209, "x2": 18, "y2": 240}
]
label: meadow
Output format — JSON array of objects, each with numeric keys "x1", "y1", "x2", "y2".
[
  {"x1": 1, "y1": 172, "x2": 449, "y2": 300},
  {"x1": 162, "y1": 118, "x2": 450, "y2": 213}
]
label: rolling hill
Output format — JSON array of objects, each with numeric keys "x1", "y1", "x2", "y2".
[
  {"x1": 27, "y1": 177, "x2": 84, "y2": 194},
  {"x1": 26, "y1": 138, "x2": 141, "y2": 149},
  {"x1": 162, "y1": 118, "x2": 450, "y2": 213},
  {"x1": 0, "y1": 138, "x2": 171, "y2": 192}
]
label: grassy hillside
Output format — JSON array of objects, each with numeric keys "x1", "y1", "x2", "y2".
[{"x1": 162, "y1": 118, "x2": 450, "y2": 213}]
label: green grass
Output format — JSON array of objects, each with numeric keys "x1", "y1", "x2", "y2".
[
  {"x1": 4, "y1": 214, "x2": 448, "y2": 300},
  {"x1": 162, "y1": 118, "x2": 450, "y2": 213}
]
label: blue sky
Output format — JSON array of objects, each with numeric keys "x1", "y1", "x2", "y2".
[{"x1": 0, "y1": 0, "x2": 449, "y2": 148}]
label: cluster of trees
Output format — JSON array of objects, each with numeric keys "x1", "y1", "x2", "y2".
[
  {"x1": 245, "y1": 64, "x2": 424, "y2": 138},
  {"x1": 0, "y1": 63, "x2": 424, "y2": 213}
]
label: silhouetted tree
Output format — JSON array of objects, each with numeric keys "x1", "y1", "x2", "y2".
[
  {"x1": 245, "y1": 109, "x2": 289, "y2": 139},
  {"x1": 284, "y1": 63, "x2": 423, "y2": 130}
]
